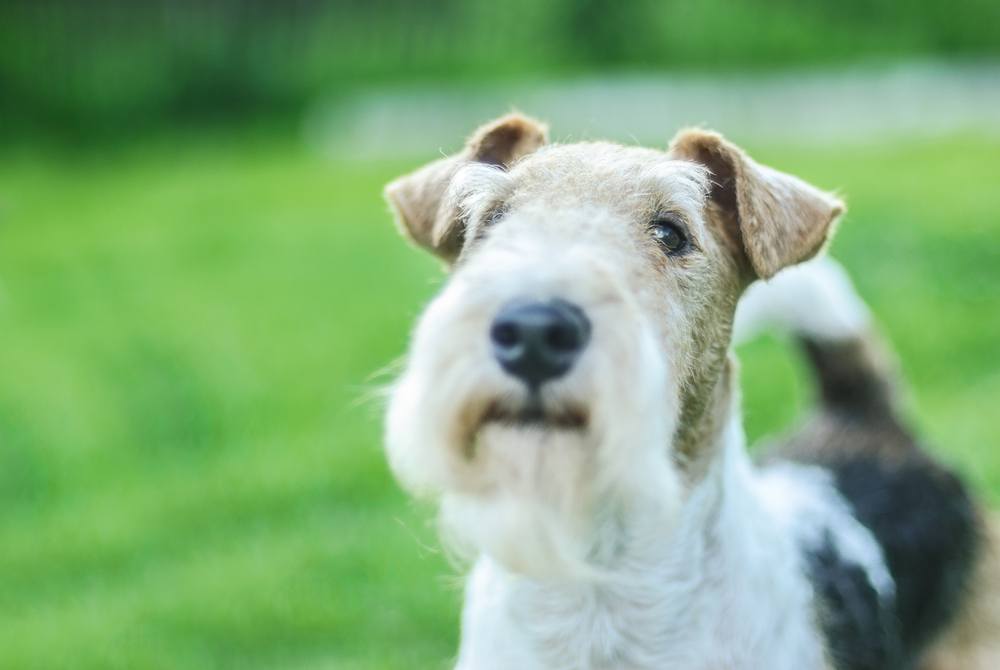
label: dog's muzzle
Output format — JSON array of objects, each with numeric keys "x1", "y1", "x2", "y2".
[{"x1": 489, "y1": 299, "x2": 591, "y2": 390}]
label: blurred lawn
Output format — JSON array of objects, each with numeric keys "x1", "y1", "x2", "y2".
[{"x1": 0, "y1": 129, "x2": 998, "y2": 669}]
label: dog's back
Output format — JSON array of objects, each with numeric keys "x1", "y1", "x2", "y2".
[{"x1": 736, "y1": 258, "x2": 987, "y2": 670}]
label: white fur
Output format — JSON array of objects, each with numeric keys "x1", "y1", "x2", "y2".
[
  {"x1": 456, "y1": 409, "x2": 830, "y2": 670},
  {"x1": 385, "y1": 144, "x2": 878, "y2": 669},
  {"x1": 387, "y1": 201, "x2": 685, "y2": 578},
  {"x1": 452, "y1": 163, "x2": 514, "y2": 243},
  {"x1": 733, "y1": 256, "x2": 870, "y2": 345},
  {"x1": 756, "y1": 462, "x2": 895, "y2": 601}
]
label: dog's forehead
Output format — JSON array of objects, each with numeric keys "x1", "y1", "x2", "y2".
[{"x1": 507, "y1": 141, "x2": 709, "y2": 208}]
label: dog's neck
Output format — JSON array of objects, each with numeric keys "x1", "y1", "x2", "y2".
[
  {"x1": 455, "y1": 365, "x2": 825, "y2": 670},
  {"x1": 674, "y1": 352, "x2": 739, "y2": 481}
]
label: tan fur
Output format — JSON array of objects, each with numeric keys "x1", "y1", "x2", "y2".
[
  {"x1": 383, "y1": 117, "x2": 853, "y2": 533},
  {"x1": 669, "y1": 129, "x2": 844, "y2": 280},
  {"x1": 384, "y1": 113, "x2": 548, "y2": 261},
  {"x1": 921, "y1": 513, "x2": 1000, "y2": 670},
  {"x1": 384, "y1": 114, "x2": 913, "y2": 668},
  {"x1": 486, "y1": 141, "x2": 751, "y2": 477},
  {"x1": 386, "y1": 119, "x2": 846, "y2": 483},
  {"x1": 385, "y1": 113, "x2": 994, "y2": 669}
]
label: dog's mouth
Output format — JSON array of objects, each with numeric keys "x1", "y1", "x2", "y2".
[
  {"x1": 459, "y1": 396, "x2": 589, "y2": 460},
  {"x1": 479, "y1": 398, "x2": 588, "y2": 432}
]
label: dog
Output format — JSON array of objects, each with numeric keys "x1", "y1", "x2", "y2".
[{"x1": 380, "y1": 113, "x2": 998, "y2": 669}]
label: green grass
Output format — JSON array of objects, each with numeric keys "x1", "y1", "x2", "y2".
[{"x1": 0, "y1": 130, "x2": 998, "y2": 668}]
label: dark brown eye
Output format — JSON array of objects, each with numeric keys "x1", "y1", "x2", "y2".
[{"x1": 651, "y1": 217, "x2": 689, "y2": 255}]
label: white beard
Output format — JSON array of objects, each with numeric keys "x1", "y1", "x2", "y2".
[{"x1": 454, "y1": 411, "x2": 831, "y2": 670}]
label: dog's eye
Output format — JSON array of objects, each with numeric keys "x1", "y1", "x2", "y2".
[{"x1": 651, "y1": 217, "x2": 689, "y2": 255}]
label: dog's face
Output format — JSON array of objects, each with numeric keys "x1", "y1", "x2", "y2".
[{"x1": 384, "y1": 115, "x2": 842, "y2": 577}]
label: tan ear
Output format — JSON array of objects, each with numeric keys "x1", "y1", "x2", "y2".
[
  {"x1": 384, "y1": 113, "x2": 548, "y2": 262},
  {"x1": 669, "y1": 129, "x2": 844, "y2": 280}
]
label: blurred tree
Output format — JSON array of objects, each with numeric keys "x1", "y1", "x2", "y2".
[
  {"x1": 0, "y1": 0, "x2": 997, "y2": 139},
  {"x1": 564, "y1": 0, "x2": 647, "y2": 64}
]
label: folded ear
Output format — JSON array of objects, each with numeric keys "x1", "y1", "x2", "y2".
[
  {"x1": 669, "y1": 129, "x2": 844, "y2": 280},
  {"x1": 384, "y1": 113, "x2": 548, "y2": 262}
]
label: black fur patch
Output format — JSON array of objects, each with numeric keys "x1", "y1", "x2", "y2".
[
  {"x1": 806, "y1": 457, "x2": 980, "y2": 670},
  {"x1": 804, "y1": 531, "x2": 901, "y2": 669}
]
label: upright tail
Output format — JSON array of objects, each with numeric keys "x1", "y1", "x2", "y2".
[{"x1": 733, "y1": 256, "x2": 898, "y2": 419}]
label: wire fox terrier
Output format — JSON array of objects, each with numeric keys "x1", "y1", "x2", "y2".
[{"x1": 381, "y1": 114, "x2": 999, "y2": 669}]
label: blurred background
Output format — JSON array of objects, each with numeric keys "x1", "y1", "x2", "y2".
[{"x1": 1, "y1": 1, "x2": 998, "y2": 668}]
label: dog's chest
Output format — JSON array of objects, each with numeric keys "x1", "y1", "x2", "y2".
[
  {"x1": 457, "y1": 555, "x2": 826, "y2": 670},
  {"x1": 509, "y1": 581, "x2": 674, "y2": 669}
]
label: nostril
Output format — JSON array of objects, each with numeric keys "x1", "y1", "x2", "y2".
[
  {"x1": 545, "y1": 322, "x2": 581, "y2": 352},
  {"x1": 491, "y1": 321, "x2": 521, "y2": 349}
]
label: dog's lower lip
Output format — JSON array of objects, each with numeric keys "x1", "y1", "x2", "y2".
[{"x1": 480, "y1": 401, "x2": 587, "y2": 431}]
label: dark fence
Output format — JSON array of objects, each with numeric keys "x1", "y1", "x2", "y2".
[{"x1": 2, "y1": 0, "x2": 998, "y2": 135}]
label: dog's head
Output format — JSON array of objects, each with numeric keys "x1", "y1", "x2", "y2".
[{"x1": 384, "y1": 114, "x2": 843, "y2": 577}]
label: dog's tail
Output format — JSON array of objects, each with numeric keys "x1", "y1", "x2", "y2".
[{"x1": 733, "y1": 256, "x2": 898, "y2": 418}]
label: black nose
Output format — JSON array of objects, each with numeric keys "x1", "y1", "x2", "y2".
[{"x1": 490, "y1": 299, "x2": 591, "y2": 389}]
